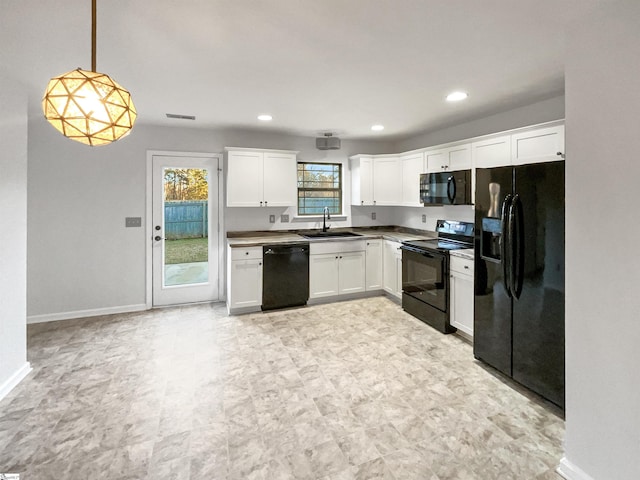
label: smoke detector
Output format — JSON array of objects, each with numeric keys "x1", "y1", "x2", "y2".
[{"x1": 316, "y1": 132, "x2": 341, "y2": 150}]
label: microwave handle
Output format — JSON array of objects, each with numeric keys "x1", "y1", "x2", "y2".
[{"x1": 447, "y1": 175, "x2": 456, "y2": 204}]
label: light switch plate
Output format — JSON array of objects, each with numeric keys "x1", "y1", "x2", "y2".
[
  {"x1": 126, "y1": 217, "x2": 142, "y2": 227},
  {"x1": 281, "y1": 214, "x2": 290, "y2": 223},
  {"x1": 371, "y1": 212, "x2": 376, "y2": 220},
  {"x1": 269, "y1": 214, "x2": 276, "y2": 223},
  {"x1": 421, "y1": 214, "x2": 426, "y2": 223}
]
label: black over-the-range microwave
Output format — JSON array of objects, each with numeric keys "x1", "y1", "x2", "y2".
[{"x1": 419, "y1": 169, "x2": 472, "y2": 205}]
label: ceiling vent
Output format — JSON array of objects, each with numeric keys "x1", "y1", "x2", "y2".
[
  {"x1": 316, "y1": 133, "x2": 341, "y2": 150},
  {"x1": 166, "y1": 113, "x2": 196, "y2": 120}
]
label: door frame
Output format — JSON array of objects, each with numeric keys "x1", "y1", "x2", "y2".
[{"x1": 145, "y1": 150, "x2": 225, "y2": 309}]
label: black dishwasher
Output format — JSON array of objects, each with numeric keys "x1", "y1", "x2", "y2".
[{"x1": 262, "y1": 243, "x2": 310, "y2": 310}]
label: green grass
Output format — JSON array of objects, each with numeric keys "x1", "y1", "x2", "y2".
[{"x1": 165, "y1": 237, "x2": 208, "y2": 264}]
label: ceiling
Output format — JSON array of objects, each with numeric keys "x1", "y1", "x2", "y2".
[{"x1": 1, "y1": 0, "x2": 601, "y2": 140}]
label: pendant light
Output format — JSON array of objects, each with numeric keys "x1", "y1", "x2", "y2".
[{"x1": 42, "y1": 0, "x2": 136, "y2": 146}]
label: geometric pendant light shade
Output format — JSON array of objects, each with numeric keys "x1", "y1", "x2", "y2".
[
  {"x1": 43, "y1": 68, "x2": 137, "y2": 146},
  {"x1": 42, "y1": 0, "x2": 136, "y2": 146}
]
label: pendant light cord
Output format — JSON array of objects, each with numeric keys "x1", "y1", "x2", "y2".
[{"x1": 91, "y1": 0, "x2": 96, "y2": 72}]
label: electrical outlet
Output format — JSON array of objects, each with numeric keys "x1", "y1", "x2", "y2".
[
  {"x1": 281, "y1": 214, "x2": 289, "y2": 223},
  {"x1": 371, "y1": 212, "x2": 376, "y2": 220},
  {"x1": 421, "y1": 214, "x2": 426, "y2": 223},
  {"x1": 269, "y1": 214, "x2": 276, "y2": 223}
]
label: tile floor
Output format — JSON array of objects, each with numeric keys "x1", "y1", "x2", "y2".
[{"x1": 0, "y1": 297, "x2": 564, "y2": 479}]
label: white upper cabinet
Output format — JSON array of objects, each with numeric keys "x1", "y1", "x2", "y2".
[
  {"x1": 447, "y1": 144, "x2": 472, "y2": 170},
  {"x1": 472, "y1": 135, "x2": 512, "y2": 169},
  {"x1": 425, "y1": 144, "x2": 471, "y2": 172},
  {"x1": 226, "y1": 150, "x2": 264, "y2": 207},
  {"x1": 226, "y1": 147, "x2": 297, "y2": 207},
  {"x1": 511, "y1": 125, "x2": 565, "y2": 165},
  {"x1": 350, "y1": 156, "x2": 373, "y2": 205},
  {"x1": 348, "y1": 121, "x2": 564, "y2": 204},
  {"x1": 350, "y1": 155, "x2": 401, "y2": 206},
  {"x1": 425, "y1": 149, "x2": 446, "y2": 173},
  {"x1": 401, "y1": 152, "x2": 425, "y2": 207},
  {"x1": 262, "y1": 151, "x2": 298, "y2": 206},
  {"x1": 372, "y1": 156, "x2": 402, "y2": 205}
]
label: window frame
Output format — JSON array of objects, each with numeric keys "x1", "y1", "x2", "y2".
[{"x1": 297, "y1": 162, "x2": 343, "y2": 216}]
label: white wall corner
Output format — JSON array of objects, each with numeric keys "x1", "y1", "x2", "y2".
[
  {"x1": 557, "y1": 457, "x2": 596, "y2": 480},
  {"x1": 0, "y1": 362, "x2": 32, "y2": 402}
]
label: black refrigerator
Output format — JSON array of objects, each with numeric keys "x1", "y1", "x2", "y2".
[{"x1": 474, "y1": 161, "x2": 565, "y2": 408}]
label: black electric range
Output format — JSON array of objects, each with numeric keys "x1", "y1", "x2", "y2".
[{"x1": 400, "y1": 220, "x2": 474, "y2": 333}]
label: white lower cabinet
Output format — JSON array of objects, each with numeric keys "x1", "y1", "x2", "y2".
[
  {"x1": 383, "y1": 240, "x2": 402, "y2": 299},
  {"x1": 338, "y1": 252, "x2": 367, "y2": 295},
  {"x1": 365, "y1": 239, "x2": 383, "y2": 291},
  {"x1": 227, "y1": 246, "x2": 263, "y2": 312},
  {"x1": 309, "y1": 254, "x2": 340, "y2": 298},
  {"x1": 309, "y1": 241, "x2": 366, "y2": 300},
  {"x1": 450, "y1": 255, "x2": 474, "y2": 336}
]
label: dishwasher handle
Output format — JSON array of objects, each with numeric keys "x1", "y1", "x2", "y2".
[{"x1": 263, "y1": 244, "x2": 310, "y2": 255}]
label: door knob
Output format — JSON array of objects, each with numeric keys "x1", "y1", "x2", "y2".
[
  {"x1": 155, "y1": 225, "x2": 161, "y2": 231},
  {"x1": 154, "y1": 236, "x2": 162, "y2": 241}
]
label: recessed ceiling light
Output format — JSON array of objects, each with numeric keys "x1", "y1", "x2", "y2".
[
  {"x1": 371, "y1": 124, "x2": 384, "y2": 131},
  {"x1": 257, "y1": 114, "x2": 273, "y2": 121},
  {"x1": 446, "y1": 91, "x2": 468, "y2": 102}
]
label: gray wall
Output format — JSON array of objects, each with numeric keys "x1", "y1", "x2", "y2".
[
  {"x1": 0, "y1": 71, "x2": 29, "y2": 398},
  {"x1": 562, "y1": 1, "x2": 640, "y2": 479},
  {"x1": 27, "y1": 119, "x2": 395, "y2": 319}
]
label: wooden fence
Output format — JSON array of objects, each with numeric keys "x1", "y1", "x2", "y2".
[{"x1": 164, "y1": 201, "x2": 208, "y2": 239}]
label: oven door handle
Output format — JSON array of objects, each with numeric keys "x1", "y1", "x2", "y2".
[
  {"x1": 400, "y1": 245, "x2": 443, "y2": 259},
  {"x1": 501, "y1": 194, "x2": 513, "y2": 298},
  {"x1": 447, "y1": 175, "x2": 456, "y2": 204}
]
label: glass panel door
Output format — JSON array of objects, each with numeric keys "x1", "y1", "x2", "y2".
[{"x1": 152, "y1": 155, "x2": 219, "y2": 306}]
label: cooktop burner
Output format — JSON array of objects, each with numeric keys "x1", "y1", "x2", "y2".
[{"x1": 402, "y1": 219, "x2": 474, "y2": 253}]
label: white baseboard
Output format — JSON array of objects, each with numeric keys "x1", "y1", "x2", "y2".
[
  {"x1": 0, "y1": 362, "x2": 32, "y2": 402},
  {"x1": 557, "y1": 457, "x2": 595, "y2": 480},
  {"x1": 27, "y1": 303, "x2": 148, "y2": 324}
]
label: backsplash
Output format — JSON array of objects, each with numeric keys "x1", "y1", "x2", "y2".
[{"x1": 224, "y1": 204, "x2": 473, "y2": 233}]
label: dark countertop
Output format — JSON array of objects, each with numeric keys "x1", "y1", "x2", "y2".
[{"x1": 227, "y1": 226, "x2": 437, "y2": 247}]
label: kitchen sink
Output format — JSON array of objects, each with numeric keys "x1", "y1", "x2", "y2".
[{"x1": 301, "y1": 231, "x2": 362, "y2": 239}]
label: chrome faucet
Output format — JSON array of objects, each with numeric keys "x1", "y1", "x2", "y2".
[{"x1": 322, "y1": 206, "x2": 331, "y2": 232}]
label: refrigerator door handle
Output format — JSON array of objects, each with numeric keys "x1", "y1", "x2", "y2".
[
  {"x1": 512, "y1": 194, "x2": 525, "y2": 299},
  {"x1": 447, "y1": 175, "x2": 456, "y2": 204},
  {"x1": 501, "y1": 194, "x2": 513, "y2": 297}
]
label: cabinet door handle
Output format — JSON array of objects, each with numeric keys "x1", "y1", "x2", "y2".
[
  {"x1": 258, "y1": 262, "x2": 262, "y2": 266},
  {"x1": 265, "y1": 201, "x2": 268, "y2": 205},
  {"x1": 260, "y1": 201, "x2": 263, "y2": 206},
  {"x1": 464, "y1": 265, "x2": 469, "y2": 269},
  {"x1": 361, "y1": 200, "x2": 364, "y2": 205}
]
